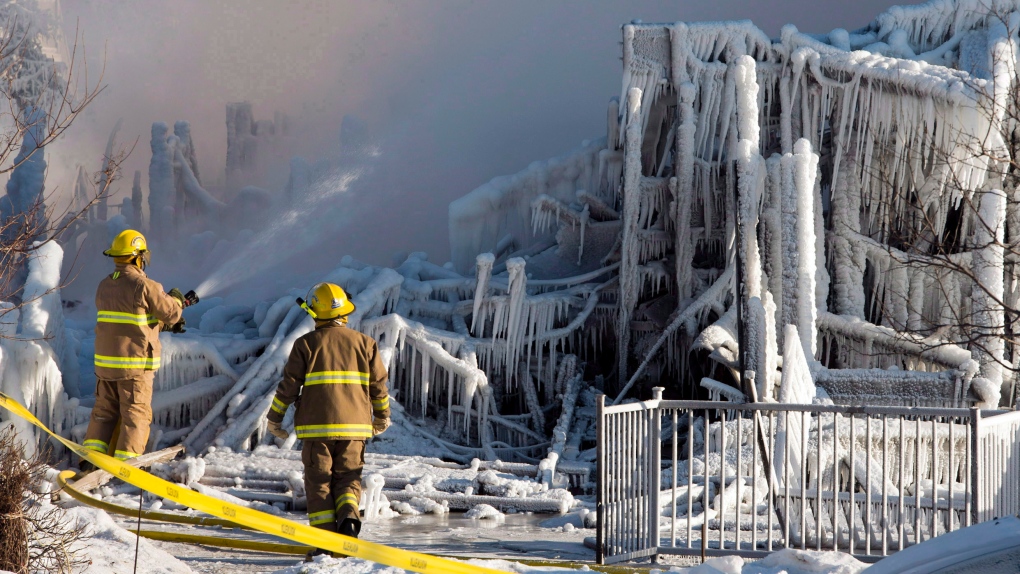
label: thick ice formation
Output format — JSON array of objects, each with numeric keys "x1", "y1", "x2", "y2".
[{"x1": 451, "y1": 0, "x2": 1020, "y2": 410}]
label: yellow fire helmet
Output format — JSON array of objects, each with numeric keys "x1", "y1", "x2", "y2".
[
  {"x1": 303, "y1": 282, "x2": 356, "y2": 320},
  {"x1": 104, "y1": 229, "x2": 148, "y2": 257}
]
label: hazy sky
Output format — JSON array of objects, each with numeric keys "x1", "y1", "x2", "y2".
[{"x1": 55, "y1": 0, "x2": 914, "y2": 264}]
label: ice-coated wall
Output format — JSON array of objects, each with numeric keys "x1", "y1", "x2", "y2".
[{"x1": 450, "y1": 0, "x2": 1020, "y2": 408}]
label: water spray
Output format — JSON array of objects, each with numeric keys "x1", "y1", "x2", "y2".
[{"x1": 193, "y1": 165, "x2": 368, "y2": 299}]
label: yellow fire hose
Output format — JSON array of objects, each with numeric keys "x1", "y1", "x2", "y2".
[
  {"x1": 11, "y1": 394, "x2": 652, "y2": 573},
  {"x1": 1, "y1": 393, "x2": 508, "y2": 574},
  {"x1": 133, "y1": 530, "x2": 310, "y2": 555},
  {"x1": 57, "y1": 470, "x2": 248, "y2": 529},
  {"x1": 60, "y1": 470, "x2": 660, "y2": 572}
]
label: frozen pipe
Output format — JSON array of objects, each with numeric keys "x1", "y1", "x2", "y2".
[
  {"x1": 816, "y1": 311, "x2": 971, "y2": 369},
  {"x1": 674, "y1": 82, "x2": 697, "y2": 301},
  {"x1": 385, "y1": 489, "x2": 570, "y2": 514},
  {"x1": 617, "y1": 87, "x2": 643, "y2": 387},
  {"x1": 972, "y1": 188, "x2": 1007, "y2": 402},
  {"x1": 793, "y1": 139, "x2": 819, "y2": 358}
]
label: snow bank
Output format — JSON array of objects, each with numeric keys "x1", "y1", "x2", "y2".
[{"x1": 68, "y1": 506, "x2": 194, "y2": 574}]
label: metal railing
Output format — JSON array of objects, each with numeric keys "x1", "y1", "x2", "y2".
[{"x1": 596, "y1": 392, "x2": 1020, "y2": 565}]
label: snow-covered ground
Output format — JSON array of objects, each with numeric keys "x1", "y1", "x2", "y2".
[{"x1": 61, "y1": 502, "x2": 871, "y2": 574}]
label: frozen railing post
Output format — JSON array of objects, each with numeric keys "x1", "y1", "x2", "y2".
[
  {"x1": 595, "y1": 392, "x2": 605, "y2": 564},
  {"x1": 651, "y1": 386, "x2": 663, "y2": 563}
]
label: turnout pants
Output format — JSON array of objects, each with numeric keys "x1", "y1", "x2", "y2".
[
  {"x1": 302, "y1": 438, "x2": 366, "y2": 531},
  {"x1": 83, "y1": 374, "x2": 154, "y2": 460}
]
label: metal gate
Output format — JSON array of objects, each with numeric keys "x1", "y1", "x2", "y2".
[{"x1": 596, "y1": 391, "x2": 1020, "y2": 565}]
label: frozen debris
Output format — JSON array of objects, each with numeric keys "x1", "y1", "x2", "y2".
[
  {"x1": 465, "y1": 503, "x2": 506, "y2": 521},
  {"x1": 361, "y1": 473, "x2": 397, "y2": 521}
]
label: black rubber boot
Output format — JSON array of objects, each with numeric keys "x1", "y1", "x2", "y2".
[
  {"x1": 338, "y1": 518, "x2": 362, "y2": 538},
  {"x1": 304, "y1": 547, "x2": 331, "y2": 562}
]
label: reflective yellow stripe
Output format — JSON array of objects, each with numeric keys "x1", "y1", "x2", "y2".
[
  {"x1": 114, "y1": 450, "x2": 140, "y2": 460},
  {"x1": 112, "y1": 271, "x2": 120, "y2": 280},
  {"x1": 308, "y1": 510, "x2": 336, "y2": 526},
  {"x1": 372, "y1": 396, "x2": 389, "y2": 411},
  {"x1": 97, "y1": 310, "x2": 158, "y2": 326},
  {"x1": 270, "y1": 397, "x2": 288, "y2": 415},
  {"x1": 304, "y1": 371, "x2": 369, "y2": 386},
  {"x1": 94, "y1": 355, "x2": 161, "y2": 369},
  {"x1": 335, "y1": 493, "x2": 359, "y2": 511},
  {"x1": 84, "y1": 439, "x2": 108, "y2": 453},
  {"x1": 295, "y1": 424, "x2": 373, "y2": 439}
]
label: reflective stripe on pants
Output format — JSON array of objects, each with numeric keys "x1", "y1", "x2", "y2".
[
  {"x1": 302, "y1": 439, "x2": 366, "y2": 531},
  {"x1": 83, "y1": 375, "x2": 153, "y2": 461}
]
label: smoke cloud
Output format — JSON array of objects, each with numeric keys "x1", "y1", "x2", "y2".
[{"x1": 55, "y1": 0, "x2": 905, "y2": 266}]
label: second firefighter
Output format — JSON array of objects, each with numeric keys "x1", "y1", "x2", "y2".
[{"x1": 266, "y1": 282, "x2": 390, "y2": 545}]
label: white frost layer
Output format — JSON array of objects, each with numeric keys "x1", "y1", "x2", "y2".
[{"x1": 69, "y1": 506, "x2": 194, "y2": 574}]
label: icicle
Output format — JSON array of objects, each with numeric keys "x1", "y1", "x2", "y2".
[
  {"x1": 471, "y1": 254, "x2": 494, "y2": 336},
  {"x1": 577, "y1": 204, "x2": 590, "y2": 265}
]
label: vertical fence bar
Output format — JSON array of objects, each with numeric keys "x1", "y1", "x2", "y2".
[
  {"x1": 629, "y1": 410, "x2": 636, "y2": 557},
  {"x1": 969, "y1": 408, "x2": 979, "y2": 527},
  {"x1": 652, "y1": 401, "x2": 662, "y2": 560},
  {"x1": 608, "y1": 409, "x2": 615, "y2": 558},
  {"x1": 833, "y1": 412, "x2": 839, "y2": 553},
  {"x1": 930, "y1": 417, "x2": 937, "y2": 541},
  {"x1": 881, "y1": 414, "x2": 889, "y2": 556},
  {"x1": 914, "y1": 416, "x2": 921, "y2": 546},
  {"x1": 719, "y1": 410, "x2": 727, "y2": 552},
  {"x1": 800, "y1": 410, "x2": 807, "y2": 550},
  {"x1": 609, "y1": 410, "x2": 616, "y2": 558},
  {"x1": 642, "y1": 408, "x2": 649, "y2": 555},
  {"x1": 689, "y1": 407, "x2": 697, "y2": 546},
  {"x1": 596, "y1": 394, "x2": 604, "y2": 564},
  {"x1": 737, "y1": 413, "x2": 743, "y2": 553},
  {"x1": 850, "y1": 412, "x2": 856, "y2": 554},
  {"x1": 671, "y1": 409, "x2": 678, "y2": 549},
  {"x1": 866, "y1": 413, "x2": 872, "y2": 555},
  {"x1": 769, "y1": 410, "x2": 775, "y2": 551},
  {"x1": 815, "y1": 411, "x2": 822, "y2": 551},
  {"x1": 607, "y1": 413, "x2": 616, "y2": 562},
  {"x1": 898, "y1": 416, "x2": 905, "y2": 550},
  {"x1": 633, "y1": 410, "x2": 640, "y2": 555},
  {"x1": 702, "y1": 409, "x2": 709, "y2": 560},
  {"x1": 784, "y1": 410, "x2": 790, "y2": 550},
  {"x1": 948, "y1": 419, "x2": 954, "y2": 534},
  {"x1": 752, "y1": 409, "x2": 759, "y2": 552}
]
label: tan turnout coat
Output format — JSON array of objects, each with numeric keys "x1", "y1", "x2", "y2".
[
  {"x1": 268, "y1": 322, "x2": 389, "y2": 440},
  {"x1": 94, "y1": 263, "x2": 182, "y2": 380}
]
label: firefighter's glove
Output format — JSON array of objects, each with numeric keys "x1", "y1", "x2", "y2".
[
  {"x1": 168, "y1": 288, "x2": 186, "y2": 307},
  {"x1": 372, "y1": 418, "x2": 391, "y2": 437},
  {"x1": 169, "y1": 288, "x2": 199, "y2": 308},
  {"x1": 266, "y1": 419, "x2": 288, "y2": 440},
  {"x1": 170, "y1": 319, "x2": 186, "y2": 333}
]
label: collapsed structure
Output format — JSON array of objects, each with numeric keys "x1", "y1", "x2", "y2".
[
  {"x1": 3, "y1": 0, "x2": 1020, "y2": 526},
  {"x1": 453, "y1": 0, "x2": 1020, "y2": 412}
]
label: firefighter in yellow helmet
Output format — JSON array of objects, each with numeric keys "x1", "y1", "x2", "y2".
[
  {"x1": 266, "y1": 282, "x2": 390, "y2": 559},
  {"x1": 82, "y1": 229, "x2": 199, "y2": 463}
]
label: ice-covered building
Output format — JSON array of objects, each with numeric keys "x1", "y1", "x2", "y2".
[{"x1": 452, "y1": 0, "x2": 1020, "y2": 410}]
